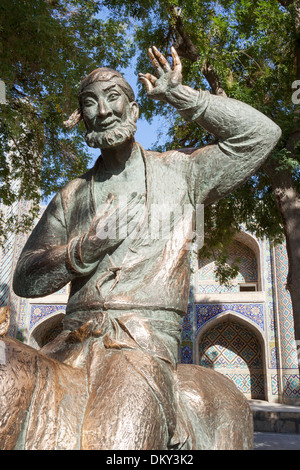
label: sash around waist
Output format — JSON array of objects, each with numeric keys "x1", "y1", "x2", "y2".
[
  {"x1": 62, "y1": 307, "x2": 183, "y2": 367},
  {"x1": 63, "y1": 306, "x2": 183, "y2": 331}
]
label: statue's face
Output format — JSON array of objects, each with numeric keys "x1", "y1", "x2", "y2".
[{"x1": 80, "y1": 81, "x2": 138, "y2": 149}]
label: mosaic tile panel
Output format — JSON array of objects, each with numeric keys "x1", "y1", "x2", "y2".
[
  {"x1": 261, "y1": 238, "x2": 279, "y2": 369},
  {"x1": 283, "y1": 375, "x2": 300, "y2": 398},
  {"x1": 223, "y1": 373, "x2": 264, "y2": 398},
  {"x1": 181, "y1": 303, "x2": 193, "y2": 342},
  {"x1": 180, "y1": 343, "x2": 193, "y2": 364},
  {"x1": 271, "y1": 374, "x2": 279, "y2": 396},
  {"x1": 0, "y1": 184, "x2": 21, "y2": 306},
  {"x1": 30, "y1": 304, "x2": 66, "y2": 330},
  {"x1": 198, "y1": 240, "x2": 258, "y2": 293},
  {"x1": 180, "y1": 302, "x2": 194, "y2": 363},
  {"x1": 197, "y1": 284, "x2": 240, "y2": 294},
  {"x1": 199, "y1": 322, "x2": 263, "y2": 370},
  {"x1": 275, "y1": 244, "x2": 298, "y2": 371},
  {"x1": 196, "y1": 303, "x2": 264, "y2": 332},
  {"x1": 199, "y1": 321, "x2": 264, "y2": 398}
]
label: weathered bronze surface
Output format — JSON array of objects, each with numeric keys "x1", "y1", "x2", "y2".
[
  {"x1": 0, "y1": 336, "x2": 253, "y2": 450},
  {"x1": 1, "y1": 47, "x2": 281, "y2": 450},
  {"x1": 0, "y1": 307, "x2": 10, "y2": 336}
]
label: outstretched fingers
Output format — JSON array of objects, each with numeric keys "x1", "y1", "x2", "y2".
[
  {"x1": 171, "y1": 46, "x2": 182, "y2": 73},
  {"x1": 138, "y1": 73, "x2": 156, "y2": 92},
  {"x1": 152, "y1": 46, "x2": 172, "y2": 72},
  {"x1": 148, "y1": 47, "x2": 162, "y2": 76},
  {"x1": 139, "y1": 45, "x2": 182, "y2": 96}
]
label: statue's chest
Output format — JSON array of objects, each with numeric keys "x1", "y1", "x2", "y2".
[{"x1": 94, "y1": 156, "x2": 146, "y2": 209}]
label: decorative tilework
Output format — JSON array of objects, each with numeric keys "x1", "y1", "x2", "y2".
[
  {"x1": 223, "y1": 373, "x2": 264, "y2": 398},
  {"x1": 199, "y1": 321, "x2": 264, "y2": 398},
  {"x1": 275, "y1": 244, "x2": 299, "y2": 372},
  {"x1": 181, "y1": 303, "x2": 193, "y2": 341},
  {"x1": 30, "y1": 304, "x2": 66, "y2": 330},
  {"x1": 180, "y1": 302, "x2": 194, "y2": 363},
  {"x1": 180, "y1": 344, "x2": 193, "y2": 364},
  {"x1": 271, "y1": 374, "x2": 279, "y2": 396},
  {"x1": 199, "y1": 322, "x2": 263, "y2": 369},
  {"x1": 197, "y1": 284, "x2": 240, "y2": 294},
  {"x1": 195, "y1": 303, "x2": 264, "y2": 332},
  {"x1": 283, "y1": 375, "x2": 300, "y2": 398},
  {"x1": 197, "y1": 240, "x2": 258, "y2": 293}
]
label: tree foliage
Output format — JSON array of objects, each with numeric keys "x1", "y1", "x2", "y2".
[
  {"x1": 101, "y1": 0, "x2": 300, "y2": 284},
  {"x1": 1, "y1": 0, "x2": 300, "y2": 294},
  {"x1": 0, "y1": 0, "x2": 134, "y2": 240}
]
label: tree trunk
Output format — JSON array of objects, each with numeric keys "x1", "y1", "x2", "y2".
[{"x1": 264, "y1": 161, "x2": 300, "y2": 365}]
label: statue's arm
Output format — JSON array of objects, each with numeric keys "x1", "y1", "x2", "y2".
[
  {"x1": 12, "y1": 190, "x2": 112, "y2": 298},
  {"x1": 13, "y1": 192, "x2": 82, "y2": 298},
  {"x1": 139, "y1": 47, "x2": 281, "y2": 205},
  {"x1": 180, "y1": 90, "x2": 281, "y2": 205}
]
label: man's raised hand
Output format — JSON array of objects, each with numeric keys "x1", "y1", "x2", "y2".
[{"x1": 138, "y1": 46, "x2": 182, "y2": 102}]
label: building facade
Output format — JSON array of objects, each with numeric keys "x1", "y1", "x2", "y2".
[{"x1": 1, "y1": 201, "x2": 300, "y2": 404}]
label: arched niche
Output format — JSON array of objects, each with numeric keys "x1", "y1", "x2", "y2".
[
  {"x1": 196, "y1": 311, "x2": 267, "y2": 400},
  {"x1": 198, "y1": 230, "x2": 262, "y2": 292},
  {"x1": 28, "y1": 311, "x2": 65, "y2": 349},
  {"x1": 234, "y1": 231, "x2": 262, "y2": 291}
]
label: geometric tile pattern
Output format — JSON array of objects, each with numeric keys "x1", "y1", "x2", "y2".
[
  {"x1": 271, "y1": 374, "x2": 279, "y2": 396},
  {"x1": 180, "y1": 344, "x2": 193, "y2": 364},
  {"x1": 0, "y1": 180, "x2": 21, "y2": 306},
  {"x1": 199, "y1": 321, "x2": 263, "y2": 369},
  {"x1": 261, "y1": 238, "x2": 278, "y2": 370},
  {"x1": 283, "y1": 375, "x2": 300, "y2": 398},
  {"x1": 198, "y1": 240, "x2": 258, "y2": 293},
  {"x1": 199, "y1": 321, "x2": 264, "y2": 398},
  {"x1": 223, "y1": 373, "x2": 265, "y2": 398},
  {"x1": 180, "y1": 303, "x2": 194, "y2": 364},
  {"x1": 275, "y1": 244, "x2": 299, "y2": 371},
  {"x1": 195, "y1": 303, "x2": 264, "y2": 332},
  {"x1": 30, "y1": 304, "x2": 66, "y2": 330}
]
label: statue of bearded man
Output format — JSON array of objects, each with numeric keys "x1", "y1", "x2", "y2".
[{"x1": 1, "y1": 47, "x2": 281, "y2": 451}]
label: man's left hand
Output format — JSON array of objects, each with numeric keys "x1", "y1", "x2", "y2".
[{"x1": 138, "y1": 46, "x2": 182, "y2": 102}]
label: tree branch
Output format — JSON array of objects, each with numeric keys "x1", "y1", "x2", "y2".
[{"x1": 171, "y1": 12, "x2": 227, "y2": 97}]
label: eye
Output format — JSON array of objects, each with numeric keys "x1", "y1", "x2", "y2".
[
  {"x1": 107, "y1": 92, "x2": 120, "y2": 101},
  {"x1": 83, "y1": 98, "x2": 97, "y2": 107}
]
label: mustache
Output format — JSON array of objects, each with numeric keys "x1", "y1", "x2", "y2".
[{"x1": 85, "y1": 119, "x2": 137, "y2": 149}]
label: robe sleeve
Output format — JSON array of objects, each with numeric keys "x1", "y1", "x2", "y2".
[
  {"x1": 177, "y1": 89, "x2": 281, "y2": 206},
  {"x1": 13, "y1": 191, "x2": 97, "y2": 298}
]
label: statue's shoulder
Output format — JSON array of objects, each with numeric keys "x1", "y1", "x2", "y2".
[
  {"x1": 143, "y1": 147, "x2": 201, "y2": 172},
  {"x1": 144, "y1": 147, "x2": 197, "y2": 161},
  {"x1": 59, "y1": 166, "x2": 94, "y2": 200}
]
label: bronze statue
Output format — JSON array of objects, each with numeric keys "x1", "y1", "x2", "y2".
[
  {"x1": 0, "y1": 47, "x2": 281, "y2": 450},
  {"x1": 0, "y1": 307, "x2": 10, "y2": 337}
]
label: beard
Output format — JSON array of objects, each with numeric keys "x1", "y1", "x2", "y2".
[{"x1": 85, "y1": 119, "x2": 137, "y2": 149}]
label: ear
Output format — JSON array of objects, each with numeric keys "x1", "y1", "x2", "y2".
[{"x1": 130, "y1": 102, "x2": 139, "y2": 122}]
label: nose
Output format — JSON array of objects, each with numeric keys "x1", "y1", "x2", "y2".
[{"x1": 97, "y1": 99, "x2": 112, "y2": 119}]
